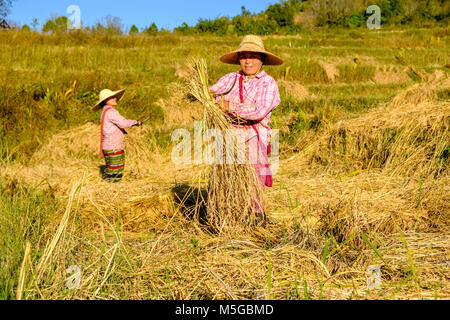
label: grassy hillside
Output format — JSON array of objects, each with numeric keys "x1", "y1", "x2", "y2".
[{"x1": 0, "y1": 27, "x2": 449, "y2": 300}]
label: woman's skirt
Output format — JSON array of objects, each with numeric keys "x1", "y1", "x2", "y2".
[{"x1": 102, "y1": 149, "x2": 125, "y2": 182}]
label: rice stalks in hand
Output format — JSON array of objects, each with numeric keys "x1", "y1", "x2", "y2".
[{"x1": 186, "y1": 58, "x2": 263, "y2": 234}]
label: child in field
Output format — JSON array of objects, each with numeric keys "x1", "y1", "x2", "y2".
[{"x1": 92, "y1": 89, "x2": 142, "y2": 183}]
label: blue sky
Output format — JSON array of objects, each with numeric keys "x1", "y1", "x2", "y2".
[{"x1": 8, "y1": 0, "x2": 277, "y2": 31}]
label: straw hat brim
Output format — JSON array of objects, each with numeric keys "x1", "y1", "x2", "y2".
[
  {"x1": 220, "y1": 49, "x2": 283, "y2": 66},
  {"x1": 92, "y1": 89, "x2": 125, "y2": 111}
]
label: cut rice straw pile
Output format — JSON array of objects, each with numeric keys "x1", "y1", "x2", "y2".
[
  {"x1": 186, "y1": 58, "x2": 263, "y2": 233},
  {"x1": 299, "y1": 71, "x2": 449, "y2": 178}
]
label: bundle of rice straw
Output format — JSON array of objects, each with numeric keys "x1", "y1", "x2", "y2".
[{"x1": 186, "y1": 58, "x2": 263, "y2": 232}]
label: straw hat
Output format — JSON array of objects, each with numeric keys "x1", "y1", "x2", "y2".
[
  {"x1": 220, "y1": 35, "x2": 283, "y2": 66},
  {"x1": 92, "y1": 89, "x2": 125, "y2": 111}
]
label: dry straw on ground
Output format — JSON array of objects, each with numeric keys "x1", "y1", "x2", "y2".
[
  {"x1": 0, "y1": 122, "x2": 187, "y2": 234},
  {"x1": 280, "y1": 72, "x2": 449, "y2": 248},
  {"x1": 301, "y1": 71, "x2": 449, "y2": 178},
  {"x1": 279, "y1": 80, "x2": 310, "y2": 100},
  {"x1": 373, "y1": 65, "x2": 411, "y2": 84},
  {"x1": 390, "y1": 69, "x2": 446, "y2": 108},
  {"x1": 318, "y1": 60, "x2": 340, "y2": 83}
]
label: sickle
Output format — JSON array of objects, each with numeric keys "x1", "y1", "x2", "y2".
[{"x1": 141, "y1": 115, "x2": 151, "y2": 124}]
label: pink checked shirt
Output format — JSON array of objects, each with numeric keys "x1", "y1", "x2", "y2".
[
  {"x1": 209, "y1": 70, "x2": 280, "y2": 147},
  {"x1": 101, "y1": 106, "x2": 138, "y2": 150}
]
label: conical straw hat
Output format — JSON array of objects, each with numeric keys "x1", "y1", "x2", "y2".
[
  {"x1": 92, "y1": 89, "x2": 125, "y2": 111},
  {"x1": 220, "y1": 35, "x2": 283, "y2": 66}
]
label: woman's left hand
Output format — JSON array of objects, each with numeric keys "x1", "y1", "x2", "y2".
[{"x1": 217, "y1": 99, "x2": 230, "y2": 112}]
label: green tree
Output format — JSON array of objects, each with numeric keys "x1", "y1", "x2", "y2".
[
  {"x1": 379, "y1": 0, "x2": 405, "y2": 24},
  {"x1": 174, "y1": 22, "x2": 195, "y2": 35},
  {"x1": 0, "y1": 0, "x2": 15, "y2": 19},
  {"x1": 232, "y1": 14, "x2": 277, "y2": 36},
  {"x1": 21, "y1": 24, "x2": 30, "y2": 32},
  {"x1": 266, "y1": 3, "x2": 294, "y2": 28},
  {"x1": 129, "y1": 24, "x2": 139, "y2": 35},
  {"x1": 42, "y1": 16, "x2": 70, "y2": 33},
  {"x1": 145, "y1": 22, "x2": 158, "y2": 35},
  {"x1": 195, "y1": 17, "x2": 230, "y2": 35},
  {"x1": 416, "y1": 0, "x2": 447, "y2": 22},
  {"x1": 231, "y1": 15, "x2": 252, "y2": 35},
  {"x1": 310, "y1": 0, "x2": 365, "y2": 26},
  {"x1": 31, "y1": 18, "x2": 38, "y2": 30},
  {"x1": 173, "y1": 0, "x2": 448, "y2": 35},
  {"x1": 241, "y1": 6, "x2": 251, "y2": 17},
  {"x1": 42, "y1": 19, "x2": 56, "y2": 32}
]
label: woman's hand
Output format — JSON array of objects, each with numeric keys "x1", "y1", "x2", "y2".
[{"x1": 217, "y1": 98, "x2": 230, "y2": 112}]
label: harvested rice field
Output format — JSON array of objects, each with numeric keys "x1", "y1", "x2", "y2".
[{"x1": 0, "y1": 27, "x2": 449, "y2": 300}]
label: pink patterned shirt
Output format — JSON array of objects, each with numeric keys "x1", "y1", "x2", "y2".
[
  {"x1": 101, "y1": 106, "x2": 138, "y2": 150},
  {"x1": 209, "y1": 70, "x2": 280, "y2": 146}
]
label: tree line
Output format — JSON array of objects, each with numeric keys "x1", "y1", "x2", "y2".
[{"x1": 3, "y1": 0, "x2": 449, "y2": 35}]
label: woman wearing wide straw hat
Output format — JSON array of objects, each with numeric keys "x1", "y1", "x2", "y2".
[
  {"x1": 209, "y1": 35, "x2": 283, "y2": 226},
  {"x1": 93, "y1": 89, "x2": 142, "y2": 183}
]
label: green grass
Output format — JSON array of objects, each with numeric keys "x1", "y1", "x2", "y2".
[{"x1": 0, "y1": 179, "x2": 59, "y2": 299}]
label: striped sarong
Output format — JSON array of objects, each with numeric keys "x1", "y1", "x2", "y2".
[{"x1": 102, "y1": 149, "x2": 125, "y2": 183}]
